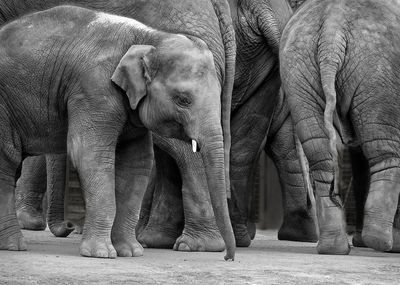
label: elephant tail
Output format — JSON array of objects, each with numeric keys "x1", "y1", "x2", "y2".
[
  {"x1": 210, "y1": 0, "x2": 236, "y2": 198},
  {"x1": 317, "y1": 10, "x2": 347, "y2": 207}
]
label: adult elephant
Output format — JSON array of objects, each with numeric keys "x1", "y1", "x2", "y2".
[
  {"x1": 8, "y1": 0, "x2": 236, "y2": 240},
  {"x1": 137, "y1": 0, "x2": 318, "y2": 250},
  {"x1": 280, "y1": 0, "x2": 400, "y2": 254},
  {"x1": 347, "y1": 146, "x2": 400, "y2": 251},
  {"x1": 0, "y1": 5, "x2": 236, "y2": 259}
]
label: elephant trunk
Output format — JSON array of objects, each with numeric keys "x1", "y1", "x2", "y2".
[
  {"x1": 46, "y1": 154, "x2": 75, "y2": 238},
  {"x1": 253, "y1": 0, "x2": 293, "y2": 55},
  {"x1": 199, "y1": 122, "x2": 235, "y2": 261}
]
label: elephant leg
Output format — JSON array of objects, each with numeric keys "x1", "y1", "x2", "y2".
[
  {"x1": 111, "y1": 131, "x2": 153, "y2": 257},
  {"x1": 229, "y1": 77, "x2": 280, "y2": 247},
  {"x1": 173, "y1": 144, "x2": 224, "y2": 252},
  {"x1": 135, "y1": 162, "x2": 156, "y2": 237},
  {"x1": 283, "y1": 69, "x2": 349, "y2": 254},
  {"x1": 361, "y1": 137, "x2": 400, "y2": 252},
  {"x1": 15, "y1": 156, "x2": 47, "y2": 231},
  {"x1": 392, "y1": 203, "x2": 400, "y2": 252},
  {"x1": 298, "y1": 120, "x2": 349, "y2": 254},
  {"x1": 349, "y1": 146, "x2": 400, "y2": 251},
  {"x1": 67, "y1": 100, "x2": 124, "y2": 259},
  {"x1": 267, "y1": 115, "x2": 318, "y2": 243},
  {"x1": 348, "y1": 146, "x2": 369, "y2": 247},
  {"x1": 137, "y1": 145, "x2": 184, "y2": 249},
  {"x1": 152, "y1": 136, "x2": 224, "y2": 252},
  {"x1": 46, "y1": 153, "x2": 75, "y2": 237},
  {"x1": 0, "y1": 127, "x2": 26, "y2": 251}
]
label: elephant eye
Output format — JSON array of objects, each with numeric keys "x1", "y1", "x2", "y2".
[{"x1": 173, "y1": 93, "x2": 192, "y2": 108}]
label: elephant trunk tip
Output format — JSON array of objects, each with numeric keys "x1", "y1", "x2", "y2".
[
  {"x1": 49, "y1": 220, "x2": 75, "y2": 238},
  {"x1": 224, "y1": 252, "x2": 235, "y2": 261}
]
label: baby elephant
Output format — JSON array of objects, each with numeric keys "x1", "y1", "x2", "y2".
[{"x1": 0, "y1": 5, "x2": 235, "y2": 259}]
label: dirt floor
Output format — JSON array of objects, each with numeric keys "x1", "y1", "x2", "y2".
[{"x1": 1, "y1": 229, "x2": 399, "y2": 284}]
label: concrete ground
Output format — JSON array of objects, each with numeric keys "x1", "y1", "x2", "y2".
[{"x1": 1, "y1": 229, "x2": 399, "y2": 284}]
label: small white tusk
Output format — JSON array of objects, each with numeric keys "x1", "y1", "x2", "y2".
[{"x1": 192, "y1": 139, "x2": 198, "y2": 153}]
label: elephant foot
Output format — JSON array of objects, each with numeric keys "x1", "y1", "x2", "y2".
[
  {"x1": 362, "y1": 223, "x2": 393, "y2": 252},
  {"x1": 113, "y1": 237, "x2": 143, "y2": 257},
  {"x1": 16, "y1": 209, "x2": 46, "y2": 231},
  {"x1": 173, "y1": 228, "x2": 225, "y2": 252},
  {"x1": 352, "y1": 231, "x2": 366, "y2": 247},
  {"x1": 362, "y1": 180, "x2": 400, "y2": 252},
  {"x1": 232, "y1": 223, "x2": 251, "y2": 247},
  {"x1": 316, "y1": 196, "x2": 350, "y2": 255},
  {"x1": 0, "y1": 215, "x2": 27, "y2": 251},
  {"x1": 278, "y1": 212, "x2": 318, "y2": 242},
  {"x1": 317, "y1": 233, "x2": 350, "y2": 255},
  {"x1": 137, "y1": 226, "x2": 179, "y2": 249},
  {"x1": 247, "y1": 222, "x2": 256, "y2": 240},
  {"x1": 74, "y1": 225, "x2": 83, "y2": 234},
  {"x1": 49, "y1": 221, "x2": 75, "y2": 238},
  {"x1": 80, "y1": 237, "x2": 117, "y2": 258},
  {"x1": 362, "y1": 209, "x2": 394, "y2": 252},
  {"x1": 0, "y1": 232, "x2": 27, "y2": 251}
]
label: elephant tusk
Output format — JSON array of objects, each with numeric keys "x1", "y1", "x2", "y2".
[{"x1": 192, "y1": 139, "x2": 198, "y2": 153}]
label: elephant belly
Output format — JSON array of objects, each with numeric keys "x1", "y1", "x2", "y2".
[{"x1": 21, "y1": 121, "x2": 69, "y2": 156}]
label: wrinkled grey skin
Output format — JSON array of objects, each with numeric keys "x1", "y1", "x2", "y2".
[
  {"x1": 288, "y1": 0, "x2": 307, "y2": 11},
  {"x1": 0, "y1": 6, "x2": 235, "y2": 260},
  {"x1": 16, "y1": 154, "x2": 74, "y2": 237},
  {"x1": 348, "y1": 147, "x2": 400, "y2": 252},
  {"x1": 15, "y1": 156, "x2": 47, "y2": 232},
  {"x1": 280, "y1": 0, "x2": 400, "y2": 254},
  {"x1": 137, "y1": 0, "x2": 318, "y2": 250},
  {"x1": 18, "y1": 0, "x2": 318, "y2": 250},
  {"x1": 9, "y1": 0, "x2": 237, "y2": 254}
]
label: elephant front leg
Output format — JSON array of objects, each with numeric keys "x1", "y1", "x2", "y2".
[
  {"x1": 70, "y1": 146, "x2": 117, "y2": 258},
  {"x1": 137, "y1": 145, "x2": 184, "y2": 249},
  {"x1": 0, "y1": 181, "x2": 27, "y2": 251},
  {"x1": 111, "y1": 132, "x2": 154, "y2": 257},
  {"x1": 0, "y1": 179, "x2": 27, "y2": 251},
  {"x1": 0, "y1": 142, "x2": 26, "y2": 251},
  {"x1": 67, "y1": 105, "x2": 124, "y2": 258},
  {"x1": 15, "y1": 156, "x2": 47, "y2": 231}
]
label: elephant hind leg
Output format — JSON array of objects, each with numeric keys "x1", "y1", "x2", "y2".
[
  {"x1": 360, "y1": 134, "x2": 400, "y2": 252},
  {"x1": 15, "y1": 156, "x2": 47, "y2": 231}
]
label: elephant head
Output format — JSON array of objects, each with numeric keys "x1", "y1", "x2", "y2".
[{"x1": 111, "y1": 35, "x2": 235, "y2": 260}]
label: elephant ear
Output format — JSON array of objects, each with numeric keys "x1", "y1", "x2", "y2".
[{"x1": 111, "y1": 45, "x2": 155, "y2": 109}]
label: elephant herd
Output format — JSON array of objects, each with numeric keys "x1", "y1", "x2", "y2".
[{"x1": 0, "y1": 0, "x2": 399, "y2": 261}]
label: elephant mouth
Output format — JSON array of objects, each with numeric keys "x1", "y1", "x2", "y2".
[{"x1": 156, "y1": 120, "x2": 201, "y2": 151}]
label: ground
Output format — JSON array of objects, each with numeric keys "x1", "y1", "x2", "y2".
[{"x1": 1, "y1": 229, "x2": 399, "y2": 284}]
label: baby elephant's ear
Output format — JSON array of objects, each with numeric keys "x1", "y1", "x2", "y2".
[{"x1": 111, "y1": 45, "x2": 155, "y2": 109}]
